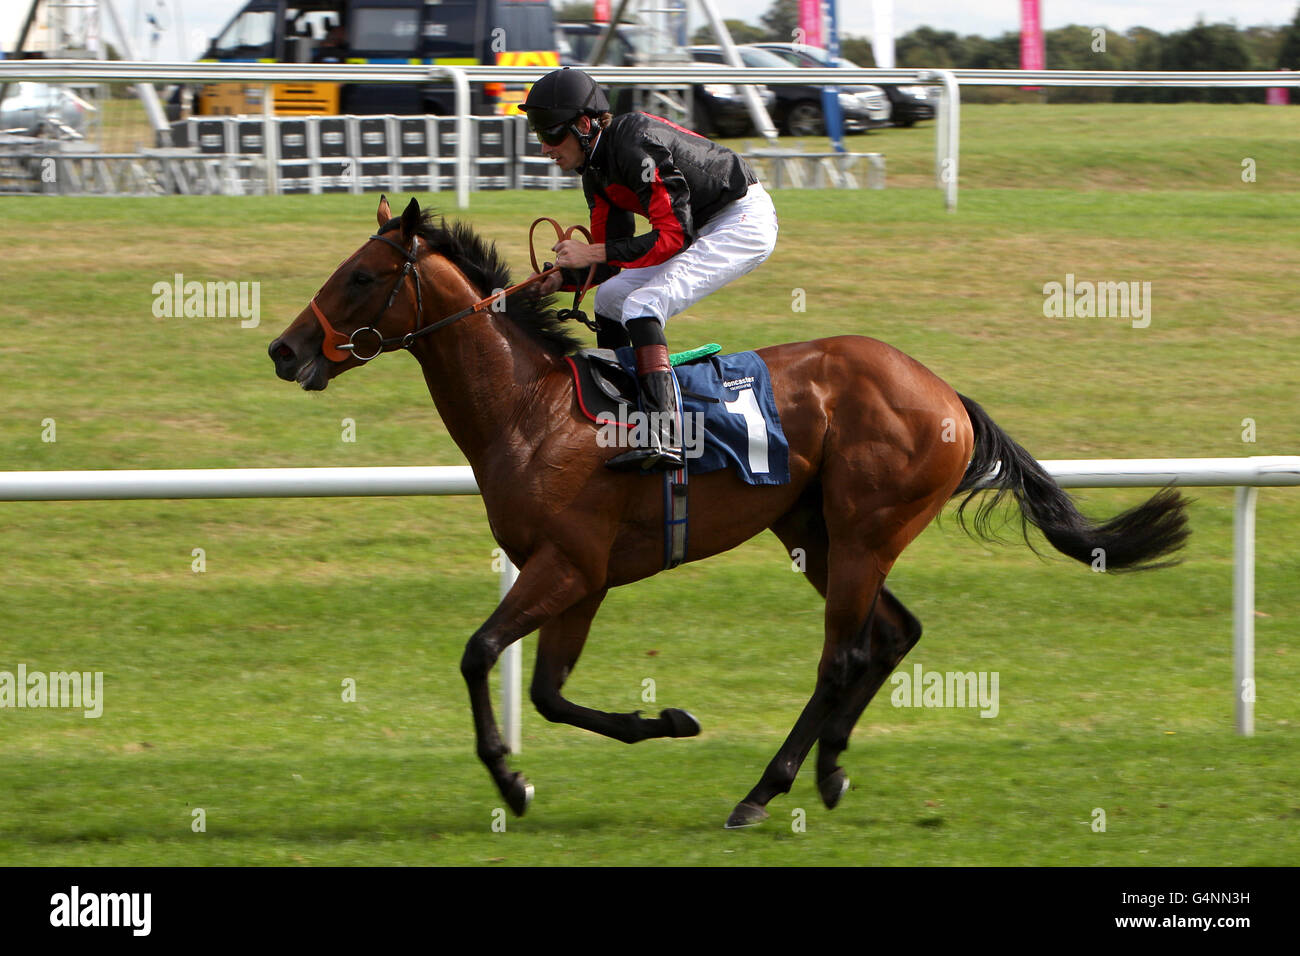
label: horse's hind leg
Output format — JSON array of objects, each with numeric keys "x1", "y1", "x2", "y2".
[
  {"x1": 814, "y1": 588, "x2": 922, "y2": 809},
  {"x1": 733, "y1": 470, "x2": 952, "y2": 828},
  {"x1": 772, "y1": 495, "x2": 921, "y2": 810},
  {"x1": 531, "y1": 592, "x2": 701, "y2": 744},
  {"x1": 725, "y1": 541, "x2": 887, "y2": 828}
]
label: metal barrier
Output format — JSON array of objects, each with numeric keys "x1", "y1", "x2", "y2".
[
  {"x1": 4, "y1": 61, "x2": 1300, "y2": 206},
  {"x1": 2, "y1": 456, "x2": 1297, "y2": 745},
  {"x1": 747, "y1": 148, "x2": 885, "y2": 189},
  {"x1": 15, "y1": 110, "x2": 881, "y2": 197},
  {"x1": 0, "y1": 60, "x2": 955, "y2": 204},
  {"x1": 0, "y1": 61, "x2": 475, "y2": 207},
  {"x1": 163, "y1": 113, "x2": 562, "y2": 196}
]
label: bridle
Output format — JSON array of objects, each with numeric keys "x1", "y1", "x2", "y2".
[
  {"x1": 308, "y1": 219, "x2": 598, "y2": 364},
  {"x1": 310, "y1": 230, "x2": 451, "y2": 363}
]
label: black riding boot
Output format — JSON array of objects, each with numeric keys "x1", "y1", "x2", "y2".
[
  {"x1": 594, "y1": 314, "x2": 630, "y2": 350},
  {"x1": 604, "y1": 317, "x2": 685, "y2": 473}
]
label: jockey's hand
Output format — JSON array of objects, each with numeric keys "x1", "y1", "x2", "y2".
[
  {"x1": 533, "y1": 267, "x2": 563, "y2": 296},
  {"x1": 552, "y1": 238, "x2": 606, "y2": 269}
]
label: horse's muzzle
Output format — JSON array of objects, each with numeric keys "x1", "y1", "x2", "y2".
[
  {"x1": 268, "y1": 335, "x2": 330, "y2": 390},
  {"x1": 268, "y1": 335, "x2": 301, "y2": 382}
]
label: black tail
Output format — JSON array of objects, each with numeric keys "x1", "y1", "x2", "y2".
[{"x1": 952, "y1": 394, "x2": 1190, "y2": 572}]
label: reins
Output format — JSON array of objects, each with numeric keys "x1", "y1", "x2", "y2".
[
  {"x1": 309, "y1": 218, "x2": 599, "y2": 363},
  {"x1": 529, "y1": 217, "x2": 601, "y2": 334}
]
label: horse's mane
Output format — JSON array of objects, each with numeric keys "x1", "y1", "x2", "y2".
[{"x1": 380, "y1": 211, "x2": 584, "y2": 357}]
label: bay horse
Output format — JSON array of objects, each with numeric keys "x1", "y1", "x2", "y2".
[{"x1": 269, "y1": 197, "x2": 1189, "y2": 829}]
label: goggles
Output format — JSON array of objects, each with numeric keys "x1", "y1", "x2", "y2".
[{"x1": 532, "y1": 121, "x2": 573, "y2": 147}]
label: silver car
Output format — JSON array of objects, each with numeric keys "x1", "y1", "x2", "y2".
[
  {"x1": 0, "y1": 82, "x2": 93, "y2": 139},
  {"x1": 750, "y1": 44, "x2": 892, "y2": 127}
]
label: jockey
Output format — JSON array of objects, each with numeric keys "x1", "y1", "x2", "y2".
[{"x1": 523, "y1": 67, "x2": 779, "y2": 473}]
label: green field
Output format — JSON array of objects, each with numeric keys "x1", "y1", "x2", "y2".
[{"x1": 1, "y1": 104, "x2": 1298, "y2": 866}]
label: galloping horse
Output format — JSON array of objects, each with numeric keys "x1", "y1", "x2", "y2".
[{"x1": 269, "y1": 197, "x2": 1189, "y2": 828}]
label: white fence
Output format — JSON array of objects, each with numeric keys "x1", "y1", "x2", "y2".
[
  {"x1": 2, "y1": 456, "x2": 1297, "y2": 743},
  {"x1": 7, "y1": 60, "x2": 1298, "y2": 209}
]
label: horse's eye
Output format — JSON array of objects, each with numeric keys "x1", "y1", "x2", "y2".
[{"x1": 351, "y1": 272, "x2": 373, "y2": 287}]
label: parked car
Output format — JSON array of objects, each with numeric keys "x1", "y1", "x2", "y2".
[
  {"x1": 753, "y1": 42, "x2": 935, "y2": 127},
  {"x1": 0, "y1": 82, "x2": 92, "y2": 139},
  {"x1": 876, "y1": 84, "x2": 937, "y2": 127},
  {"x1": 556, "y1": 22, "x2": 774, "y2": 138},
  {"x1": 687, "y1": 45, "x2": 888, "y2": 136}
]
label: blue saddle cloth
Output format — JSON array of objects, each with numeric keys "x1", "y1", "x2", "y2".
[{"x1": 615, "y1": 347, "x2": 790, "y2": 486}]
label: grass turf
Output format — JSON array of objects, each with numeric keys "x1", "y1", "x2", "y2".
[{"x1": 0, "y1": 104, "x2": 1297, "y2": 865}]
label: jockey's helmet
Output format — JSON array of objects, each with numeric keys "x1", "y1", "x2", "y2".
[{"x1": 522, "y1": 68, "x2": 610, "y2": 146}]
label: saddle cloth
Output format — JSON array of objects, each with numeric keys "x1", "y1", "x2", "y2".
[{"x1": 565, "y1": 346, "x2": 790, "y2": 486}]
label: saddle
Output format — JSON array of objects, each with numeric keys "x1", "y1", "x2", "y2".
[
  {"x1": 565, "y1": 342, "x2": 790, "y2": 571},
  {"x1": 568, "y1": 344, "x2": 722, "y2": 424}
]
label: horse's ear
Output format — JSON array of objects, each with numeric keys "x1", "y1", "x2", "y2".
[
  {"x1": 400, "y1": 197, "x2": 421, "y2": 241},
  {"x1": 376, "y1": 194, "x2": 392, "y2": 229}
]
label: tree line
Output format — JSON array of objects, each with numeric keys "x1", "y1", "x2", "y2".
[{"x1": 556, "y1": 0, "x2": 1300, "y2": 103}]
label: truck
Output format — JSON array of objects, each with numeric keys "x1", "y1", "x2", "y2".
[{"x1": 188, "y1": 0, "x2": 558, "y2": 117}]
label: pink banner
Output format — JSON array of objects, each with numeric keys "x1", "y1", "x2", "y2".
[
  {"x1": 1020, "y1": 0, "x2": 1044, "y2": 90},
  {"x1": 594, "y1": 0, "x2": 610, "y2": 24},
  {"x1": 798, "y1": 0, "x2": 822, "y2": 50},
  {"x1": 1267, "y1": 70, "x2": 1291, "y2": 105}
]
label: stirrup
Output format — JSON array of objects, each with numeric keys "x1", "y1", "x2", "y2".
[
  {"x1": 605, "y1": 338, "x2": 683, "y2": 474},
  {"x1": 604, "y1": 414, "x2": 686, "y2": 471},
  {"x1": 605, "y1": 444, "x2": 685, "y2": 473}
]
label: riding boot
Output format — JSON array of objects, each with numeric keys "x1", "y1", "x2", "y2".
[
  {"x1": 595, "y1": 314, "x2": 630, "y2": 350},
  {"x1": 604, "y1": 317, "x2": 686, "y2": 474}
]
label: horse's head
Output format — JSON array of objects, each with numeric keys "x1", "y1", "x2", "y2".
[{"x1": 269, "y1": 195, "x2": 428, "y2": 391}]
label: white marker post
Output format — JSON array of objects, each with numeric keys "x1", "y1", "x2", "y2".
[
  {"x1": 499, "y1": 561, "x2": 522, "y2": 753},
  {"x1": 1233, "y1": 486, "x2": 1257, "y2": 736}
]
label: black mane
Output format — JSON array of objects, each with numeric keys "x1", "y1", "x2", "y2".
[{"x1": 381, "y1": 211, "x2": 584, "y2": 356}]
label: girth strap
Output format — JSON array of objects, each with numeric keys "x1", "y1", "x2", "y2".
[{"x1": 663, "y1": 370, "x2": 689, "y2": 569}]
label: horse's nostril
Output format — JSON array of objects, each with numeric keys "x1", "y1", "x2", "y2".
[{"x1": 270, "y1": 338, "x2": 295, "y2": 362}]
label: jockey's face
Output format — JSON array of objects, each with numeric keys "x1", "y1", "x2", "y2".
[{"x1": 539, "y1": 114, "x2": 593, "y2": 172}]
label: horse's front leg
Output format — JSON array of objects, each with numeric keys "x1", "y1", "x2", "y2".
[
  {"x1": 460, "y1": 548, "x2": 591, "y2": 816},
  {"x1": 531, "y1": 591, "x2": 701, "y2": 743}
]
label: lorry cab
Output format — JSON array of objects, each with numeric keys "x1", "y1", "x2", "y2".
[{"x1": 195, "y1": 0, "x2": 557, "y2": 116}]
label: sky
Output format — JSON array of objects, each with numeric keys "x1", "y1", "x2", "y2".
[{"x1": 3, "y1": 1, "x2": 1297, "y2": 63}]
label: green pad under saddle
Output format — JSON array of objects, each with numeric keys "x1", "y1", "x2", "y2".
[{"x1": 669, "y1": 343, "x2": 721, "y2": 367}]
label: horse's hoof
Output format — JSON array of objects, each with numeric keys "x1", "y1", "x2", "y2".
[
  {"x1": 504, "y1": 773, "x2": 534, "y2": 817},
  {"x1": 660, "y1": 708, "x2": 701, "y2": 738},
  {"x1": 818, "y1": 768, "x2": 850, "y2": 810},
  {"x1": 724, "y1": 801, "x2": 770, "y2": 829}
]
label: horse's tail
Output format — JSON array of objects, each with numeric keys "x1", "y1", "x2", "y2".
[{"x1": 951, "y1": 394, "x2": 1190, "y2": 571}]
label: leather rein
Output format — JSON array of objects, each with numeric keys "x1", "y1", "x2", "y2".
[{"x1": 309, "y1": 218, "x2": 598, "y2": 363}]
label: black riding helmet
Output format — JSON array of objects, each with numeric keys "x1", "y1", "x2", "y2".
[{"x1": 522, "y1": 68, "x2": 610, "y2": 150}]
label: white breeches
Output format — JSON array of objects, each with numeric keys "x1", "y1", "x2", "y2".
[{"x1": 593, "y1": 181, "x2": 779, "y2": 327}]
